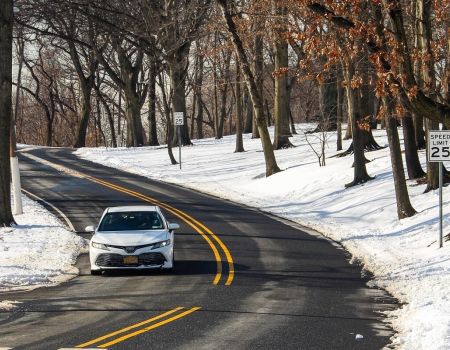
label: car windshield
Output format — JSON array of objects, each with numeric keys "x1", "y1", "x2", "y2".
[{"x1": 98, "y1": 211, "x2": 165, "y2": 231}]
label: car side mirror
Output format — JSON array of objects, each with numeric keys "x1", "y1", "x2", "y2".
[
  {"x1": 168, "y1": 223, "x2": 180, "y2": 231},
  {"x1": 85, "y1": 225, "x2": 95, "y2": 232}
]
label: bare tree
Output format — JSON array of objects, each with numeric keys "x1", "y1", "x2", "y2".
[
  {"x1": 96, "y1": 40, "x2": 148, "y2": 147},
  {"x1": 342, "y1": 59, "x2": 373, "y2": 187},
  {"x1": 21, "y1": 42, "x2": 60, "y2": 146},
  {"x1": 138, "y1": 1, "x2": 211, "y2": 146},
  {"x1": 192, "y1": 43, "x2": 205, "y2": 139},
  {"x1": 272, "y1": 0, "x2": 293, "y2": 149},
  {"x1": 94, "y1": 72, "x2": 117, "y2": 147},
  {"x1": 157, "y1": 71, "x2": 178, "y2": 165},
  {"x1": 234, "y1": 59, "x2": 244, "y2": 152},
  {"x1": 303, "y1": 120, "x2": 328, "y2": 167},
  {"x1": 147, "y1": 56, "x2": 159, "y2": 146},
  {"x1": 0, "y1": 0, "x2": 14, "y2": 226},
  {"x1": 217, "y1": 0, "x2": 281, "y2": 177}
]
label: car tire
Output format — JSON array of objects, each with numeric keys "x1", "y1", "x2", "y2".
[{"x1": 91, "y1": 269, "x2": 102, "y2": 276}]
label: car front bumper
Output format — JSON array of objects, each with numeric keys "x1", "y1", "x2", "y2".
[{"x1": 90, "y1": 244, "x2": 173, "y2": 270}]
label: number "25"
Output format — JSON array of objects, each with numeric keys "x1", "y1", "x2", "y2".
[{"x1": 431, "y1": 146, "x2": 450, "y2": 158}]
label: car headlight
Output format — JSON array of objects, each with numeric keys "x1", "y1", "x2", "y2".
[
  {"x1": 92, "y1": 241, "x2": 110, "y2": 250},
  {"x1": 152, "y1": 239, "x2": 171, "y2": 249}
]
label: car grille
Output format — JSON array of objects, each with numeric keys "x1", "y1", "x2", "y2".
[
  {"x1": 107, "y1": 244, "x2": 155, "y2": 253},
  {"x1": 95, "y1": 253, "x2": 166, "y2": 267}
]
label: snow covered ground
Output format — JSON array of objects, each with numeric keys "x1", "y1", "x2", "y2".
[
  {"x1": 76, "y1": 125, "x2": 450, "y2": 350},
  {"x1": 0, "y1": 193, "x2": 86, "y2": 300}
]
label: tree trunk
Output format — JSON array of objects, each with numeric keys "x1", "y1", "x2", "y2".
[
  {"x1": 403, "y1": 113, "x2": 425, "y2": 179},
  {"x1": 191, "y1": 88, "x2": 196, "y2": 140},
  {"x1": 217, "y1": 50, "x2": 231, "y2": 139},
  {"x1": 193, "y1": 49, "x2": 204, "y2": 140},
  {"x1": 417, "y1": 0, "x2": 439, "y2": 192},
  {"x1": 117, "y1": 89, "x2": 122, "y2": 145},
  {"x1": 212, "y1": 32, "x2": 220, "y2": 138},
  {"x1": 124, "y1": 88, "x2": 145, "y2": 147},
  {"x1": 102, "y1": 97, "x2": 117, "y2": 148},
  {"x1": 218, "y1": 0, "x2": 280, "y2": 176},
  {"x1": 316, "y1": 73, "x2": 338, "y2": 132},
  {"x1": 425, "y1": 118, "x2": 439, "y2": 192},
  {"x1": 95, "y1": 97, "x2": 106, "y2": 146},
  {"x1": 235, "y1": 62, "x2": 244, "y2": 153},
  {"x1": 67, "y1": 33, "x2": 98, "y2": 149},
  {"x1": 73, "y1": 83, "x2": 92, "y2": 148},
  {"x1": 336, "y1": 70, "x2": 343, "y2": 151},
  {"x1": 287, "y1": 63, "x2": 297, "y2": 135},
  {"x1": 445, "y1": 22, "x2": 450, "y2": 104},
  {"x1": 148, "y1": 58, "x2": 159, "y2": 146},
  {"x1": 196, "y1": 104, "x2": 204, "y2": 139},
  {"x1": 243, "y1": 87, "x2": 253, "y2": 133},
  {"x1": 159, "y1": 73, "x2": 178, "y2": 165},
  {"x1": 413, "y1": 114, "x2": 426, "y2": 149},
  {"x1": 360, "y1": 66, "x2": 376, "y2": 129},
  {"x1": 344, "y1": 111, "x2": 352, "y2": 139},
  {"x1": 217, "y1": 82, "x2": 228, "y2": 139},
  {"x1": 339, "y1": 79, "x2": 383, "y2": 155},
  {"x1": 252, "y1": 26, "x2": 263, "y2": 139},
  {"x1": 272, "y1": 4, "x2": 293, "y2": 149},
  {"x1": 97, "y1": 42, "x2": 147, "y2": 147},
  {"x1": 94, "y1": 77, "x2": 117, "y2": 148},
  {"x1": 343, "y1": 62, "x2": 373, "y2": 187},
  {"x1": 45, "y1": 113, "x2": 53, "y2": 147},
  {"x1": 360, "y1": 128, "x2": 383, "y2": 150},
  {"x1": 412, "y1": 0, "x2": 426, "y2": 149},
  {"x1": 289, "y1": 111, "x2": 297, "y2": 135},
  {"x1": 384, "y1": 96, "x2": 416, "y2": 218},
  {"x1": 265, "y1": 99, "x2": 272, "y2": 126},
  {"x1": 48, "y1": 88, "x2": 57, "y2": 147},
  {"x1": 0, "y1": 0, "x2": 14, "y2": 226},
  {"x1": 167, "y1": 118, "x2": 177, "y2": 165},
  {"x1": 169, "y1": 54, "x2": 192, "y2": 146}
]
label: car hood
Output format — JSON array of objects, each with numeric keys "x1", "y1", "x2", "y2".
[{"x1": 92, "y1": 230, "x2": 169, "y2": 246}]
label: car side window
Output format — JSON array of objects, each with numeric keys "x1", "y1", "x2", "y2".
[{"x1": 149, "y1": 213, "x2": 163, "y2": 229}]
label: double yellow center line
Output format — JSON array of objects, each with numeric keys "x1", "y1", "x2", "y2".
[
  {"x1": 76, "y1": 307, "x2": 201, "y2": 348},
  {"x1": 22, "y1": 152, "x2": 234, "y2": 286}
]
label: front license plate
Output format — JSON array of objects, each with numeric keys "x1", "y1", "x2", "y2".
[{"x1": 123, "y1": 256, "x2": 138, "y2": 265}]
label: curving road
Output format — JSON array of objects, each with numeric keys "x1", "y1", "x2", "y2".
[{"x1": 0, "y1": 148, "x2": 397, "y2": 350}]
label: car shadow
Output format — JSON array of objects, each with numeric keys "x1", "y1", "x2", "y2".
[{"x1": 99, "y1": 260, "x2": 248, "y2": 277}]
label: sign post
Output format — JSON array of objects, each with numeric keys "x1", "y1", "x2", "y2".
[
  {"x1": 174, "y1": 112, "x2": 184, "y2": 170},
  {"x1": 428, "y1": 130, "x2": 450, "y2": 248}
]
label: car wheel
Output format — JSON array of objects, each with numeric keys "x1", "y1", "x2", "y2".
[{"x1": 91, "y1": 269, "x2": 102, "y2": 276}]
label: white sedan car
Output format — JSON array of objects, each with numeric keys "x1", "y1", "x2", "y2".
[{"x1": 86, "y1": 206, "x2": 179, "y2": 275}]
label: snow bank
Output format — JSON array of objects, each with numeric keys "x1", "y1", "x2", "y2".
[
  {"x1": 0, "y1": 300, "x2": 22, "y2": 311},
  {"x1": 0, "y1": 194, "x2": 86, "y2": 292},
  {"x1": 76, "y1": 125, "x2": 450, "y2": 350}
]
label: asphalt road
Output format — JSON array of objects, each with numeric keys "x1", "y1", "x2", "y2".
[{"x1": 0, "y1": 147, "x2": 397, "y2": 350}]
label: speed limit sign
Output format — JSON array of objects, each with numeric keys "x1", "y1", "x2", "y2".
[
  {"x1": 427, "y1": 130, "x2": 449, "y2": 249},
  {"x1": 174, "y1": 112, "x2": 184, "y2": 126},
  {"x1": 428, "y1": 131, "x2": 450, "y2": 162}
]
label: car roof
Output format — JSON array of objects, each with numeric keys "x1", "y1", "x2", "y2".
[{"x1": 106, "y1": 206, "x2": 159, "y2": 213}]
